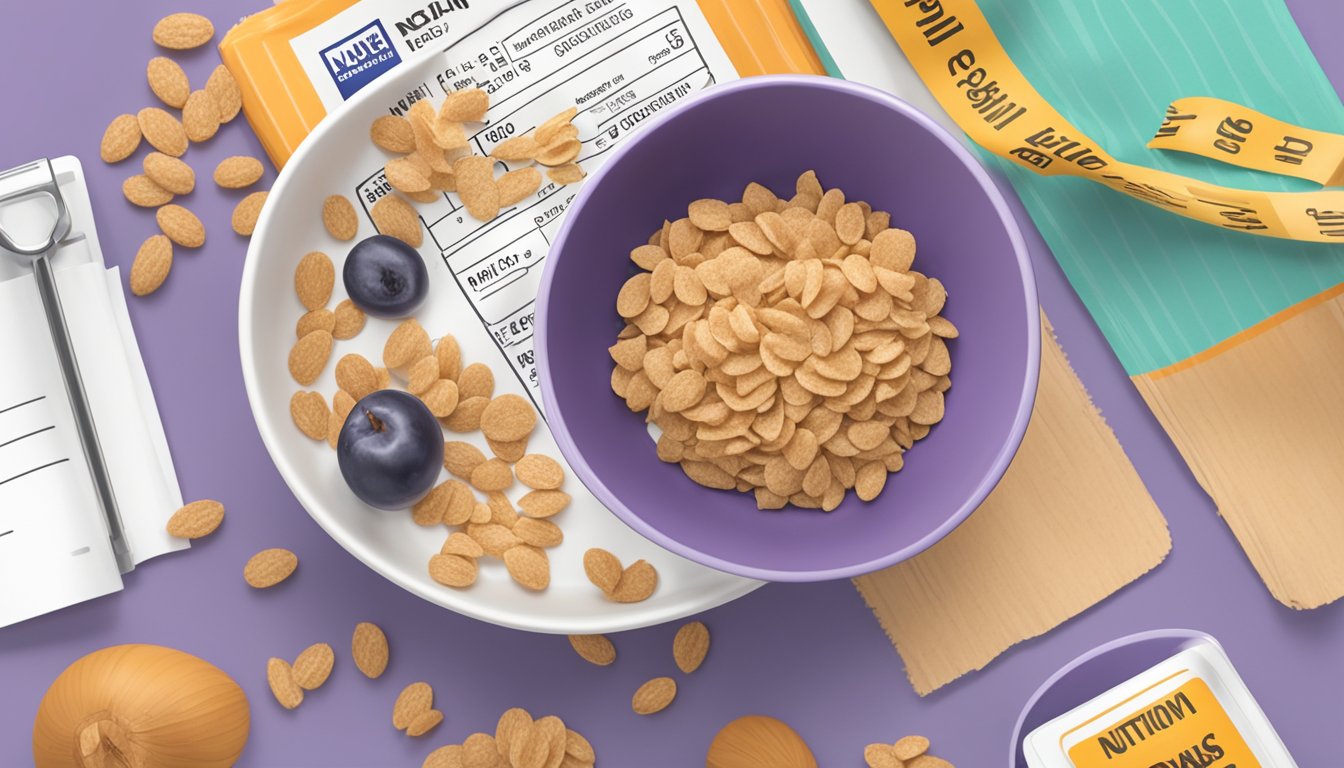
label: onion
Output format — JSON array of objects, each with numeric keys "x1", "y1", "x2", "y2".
[
  {"x1": 32, "y1": 644, "x2": 250, "y2": 767},
  {"x1": 707, "y1": 715, "x2": 818, "y2": 768}
]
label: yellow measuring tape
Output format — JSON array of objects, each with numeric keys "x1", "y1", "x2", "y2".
[
  {"x1": 1149, "y1": 97, "x2": 1344, "y2": 187},
  {"x1": 869, "y1": 0, "x2": 1344, "y2": 242}
]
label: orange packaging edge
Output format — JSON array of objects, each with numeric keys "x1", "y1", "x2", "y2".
[{"x1": 219, "y1": 0, "x2": 823, "y2": 169}]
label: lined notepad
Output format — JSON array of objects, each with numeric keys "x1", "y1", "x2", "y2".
[{"x1": 0, "y1": 157, "x2": 185, "y2": 628}]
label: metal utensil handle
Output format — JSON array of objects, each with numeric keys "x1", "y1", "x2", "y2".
[{"x1": 32, "y1": 254, "x2": 134, "y2": 574}]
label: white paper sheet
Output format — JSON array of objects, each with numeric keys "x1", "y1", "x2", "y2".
[
  {"x1": 0, "y1": 308, "x2": 123, "y2": 625},
  {"x1": 328, "y1": 0, "x2": 738, "y2": 402},
  {"x1": 0, "y1": 158, "x2": 184, "y2": 628}
]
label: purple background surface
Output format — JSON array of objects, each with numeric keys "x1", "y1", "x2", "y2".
[{"x1": 1, "y1": 2, "x2": 1341, "y2": 766}]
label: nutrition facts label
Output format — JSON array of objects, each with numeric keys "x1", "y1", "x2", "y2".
[{"x1": 354, "y1": 0, "x2": 737, "y2": 409}]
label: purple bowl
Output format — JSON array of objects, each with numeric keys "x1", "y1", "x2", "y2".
[
  {"x1": 536, "y1": 75, "x2": 1039, "y2": 582},
  {"x1": 1009, "y1": 630, "x2": 1216, "y2": 767}
]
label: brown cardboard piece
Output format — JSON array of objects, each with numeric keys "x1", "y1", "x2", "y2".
[
  {"x1": 1133, "y1": 288, "x2": 1344, "y2": 610},
  {"x1": 854, "y1": 313, "x2": 1170, "y2": 695}
]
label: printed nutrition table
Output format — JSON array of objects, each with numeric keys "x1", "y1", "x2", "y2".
[{"x1": 355, "y1": 0, "x2": 736, "y2": 409}]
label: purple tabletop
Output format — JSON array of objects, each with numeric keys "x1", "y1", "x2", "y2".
[{"x1": 2, "y1": 3, "x2": 1342, "y2": 766}]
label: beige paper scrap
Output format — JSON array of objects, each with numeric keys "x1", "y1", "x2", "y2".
[
  {"x1": 854, "y1": 313, "x2": 1170, "y2": 695},
  {"x1": 1134, "y1": 291, "x2": 1344, "y2": 610}
]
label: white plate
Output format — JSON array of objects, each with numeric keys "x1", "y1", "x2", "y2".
[{"x1": 238, "y1": 35, "x2": 759, "y2": 634}]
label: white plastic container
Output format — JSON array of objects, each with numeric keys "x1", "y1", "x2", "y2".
[{"x1": 1023, "y1": 637, "x2": 1297, "y2": 767}]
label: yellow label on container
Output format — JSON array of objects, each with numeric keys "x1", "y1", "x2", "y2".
[{"x1": 1065, "y1": 678, "x2": 1260, "y2": 768}]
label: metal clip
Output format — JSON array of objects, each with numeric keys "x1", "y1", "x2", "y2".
[{"x1": 0, "y1": 159, "x2": 133, "y2": 574}]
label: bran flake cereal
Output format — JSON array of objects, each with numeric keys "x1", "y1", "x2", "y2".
[{"x1": 610, "y1": 172, "x2": 957, "y2": 511}]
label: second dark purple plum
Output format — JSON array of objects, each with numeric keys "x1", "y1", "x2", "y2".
[
  {"x1": 343, "y1": 234, "x2": 429, "y2": 318},
  {"x1": 337, "y1": 390, "x2": 444, "y2": 509}
]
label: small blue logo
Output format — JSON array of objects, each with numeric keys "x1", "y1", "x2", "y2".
[{"x1": 319, "y1": 19, "x2": 402, "y2": 100}]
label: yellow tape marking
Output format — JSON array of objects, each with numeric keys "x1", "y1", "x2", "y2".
[{"x1": 869, "y1": 0, "x2": 1344, "y2": 243}]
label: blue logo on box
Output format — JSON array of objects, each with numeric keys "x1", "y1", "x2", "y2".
[{"x1": 320, "y1": 19, "x2": 402, "y2": 100}]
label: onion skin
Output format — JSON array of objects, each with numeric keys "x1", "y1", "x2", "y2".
[
  {"x1": 33, "y1": 644, "x2": 250, "y2": 768},
  {"x1": 707, "y1": 715, "x2": 818, "y2": 768}
]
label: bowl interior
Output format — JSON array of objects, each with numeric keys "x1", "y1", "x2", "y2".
[{"x1": 540, "y1": 78, "x2": 1037, "y2": 580}]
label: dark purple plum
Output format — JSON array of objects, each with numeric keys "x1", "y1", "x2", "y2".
[
  {"x1": 343, "y1": 234, "x2": 429, "y2": 318},
  {"x1": 337, "y1": 390, "x2": 444, "y2": 509}
]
